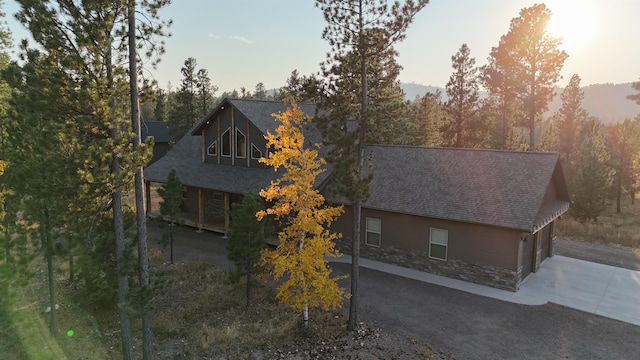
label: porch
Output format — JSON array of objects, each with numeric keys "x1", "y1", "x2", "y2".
[{"x1": 146, "y1": 181, "x2": 237, "y2": 235}]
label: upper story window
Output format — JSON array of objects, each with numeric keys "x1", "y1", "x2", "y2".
[
  {"x1": 221, "y1": 128, "x2": 231, "y2": 157},
  {"x1": 207, "y1": 141, "x2": 217, "y2": 156},
  {"x1": 251, "y1": 144, "x2": 262, "y2": 160},
  {"x1": 236, "y1": 128, "x2": 246, "y2": 158}
]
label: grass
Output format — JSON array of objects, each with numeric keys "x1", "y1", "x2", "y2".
[
  {"x1": 0, "y1": 248, "x2": 347, "y2": 359},
  {"x1": 556, "y1": 197, "x2": 640, "y2": 249}
]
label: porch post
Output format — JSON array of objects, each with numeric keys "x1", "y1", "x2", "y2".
[{"x1": 197, "y1": 188, "x2": 204, "y2": 233}]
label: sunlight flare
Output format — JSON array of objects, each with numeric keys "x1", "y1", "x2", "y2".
[{"x1": 546, "y1": 0, "x2": 598, "y2": 52}]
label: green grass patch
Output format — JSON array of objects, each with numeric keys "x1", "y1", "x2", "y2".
[{"x1": 0, "y1": 272, "x2": 66, "y2": 360}]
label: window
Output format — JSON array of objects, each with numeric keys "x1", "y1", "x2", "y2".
[
  {"x1": 221, "y1": 128, "x2": 231, "y2": 157},
  {"x1": 365, "y1": 218, "x2": 381, "y2": 247},
  {"x1": 236, "y1": 128, "x2": 246, "y2": 158},
  {"x1": 251, "y1": 144, "x2": 262, "y2": 159},
  {"x1": 429, "y1": 228, "x2": 448, "y2": 260},
  {"x1": 207, "y1": 141, "x2": 217, "y2": 156},
  {"x1": 182, "y1": 186, "x2": 188, "y2": 199}
]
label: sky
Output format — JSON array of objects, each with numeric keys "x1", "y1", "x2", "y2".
[{"x1": 3, "y1": 0, "x2": 640, "y2": 94}]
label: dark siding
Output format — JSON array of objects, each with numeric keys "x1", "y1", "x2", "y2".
[
  {"x1": 147, "y1": 142, "x2": 171, "y2": 165},
  {"x1": 519, "y1": 234, "x2": 534, "y2": 278},
  {"x1": 539, "y1": 223, "x2": 551, "y2": 261},
  {"x1": 182, "y1": 187, "x2": 200, "y2": 214},
  {"x1": 250, "y1": 122, "x2": 267, "y2": 167},
  {"x1": 203, "y1": 115, "x2": 219, "y2": 164},
  {"x1": 334, "y1": 207, "x2": 521, "y2": 270},
  {"x1": 542, "y1": 177, "x2": 558, "y2": 205},
  {"x1": 219, "y1": 107, "x2": 233, "y2": 165}
]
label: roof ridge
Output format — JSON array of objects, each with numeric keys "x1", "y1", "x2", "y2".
[{"x1": 365, "y1": 144, "x2": 559, "y2": 156}]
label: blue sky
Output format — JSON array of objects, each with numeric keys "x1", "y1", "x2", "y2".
[{"x1": 4, "y1": 0, "x2": 640, "y2": 94}]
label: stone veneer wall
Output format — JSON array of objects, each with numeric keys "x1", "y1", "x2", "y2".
[{"x1": 336, "y1": 239, "x2": 520, "y2": 292}]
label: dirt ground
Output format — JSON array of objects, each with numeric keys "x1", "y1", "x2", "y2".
[{"x1": 147, "y1": 221, "x2": 640, "y2": 359}]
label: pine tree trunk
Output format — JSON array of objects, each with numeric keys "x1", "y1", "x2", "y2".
[
  {"x1": 128, "y1": 3, "x2": 153, "y2": 358},
  {"x1": 46, "y1": 248, "x2": 56, "y2": 334},
  {"x1": 112, "y1": 185, "x2": 134, "y2": 360},
  {"x1": 348, "y1": 200, "x2": 361, "y2": 331},
  {"x1": 108, "y1": 33, "x2": 134, "y2": 359},
  {"x1": 348, "y1": 9, "x2": 366, "y2": 331},
  {"x1": 616, "y1": 171, "x2": 622, "y2": 213},
  {"x1": 41, "y1": 206, "x2": 56, "y2": 335}
]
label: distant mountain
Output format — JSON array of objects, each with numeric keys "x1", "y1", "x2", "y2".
[{"x1": 401, "y1": 82, "x2": 640, "y2": 124}]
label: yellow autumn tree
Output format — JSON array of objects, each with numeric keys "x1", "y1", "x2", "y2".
[{"x1": 257, "y1": 99, "x2": 346, "y2": 327}]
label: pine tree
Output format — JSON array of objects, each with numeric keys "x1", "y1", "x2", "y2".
[
  {"x1": 443, "y1": 44, "x2": 481, "y2": 148},
  {"x1": 196, "y1": 68, "x2": 217, "y2": 116},
  {"x1": 13, "y1": 1, "x2": 171, "y2": 357},
  {"x1": 315, "y1": 0, "x2": 428, "y2": 331},
  {"x1": 484, "y1": 3, "x2": 568, "y2": 151},
  {"x1": 605, "y1": 118, "x2": 640, "y2": 213},
  {"x1": 168, "y1": 57, "x2": 200, "y2": 141},
  {"x1": 157, "y1": 169, "x2": 183, "y2": 264},
  {"x1": 227, "y1": 192, "x2": 270, "y2": 307},
  {"x1": 571, "y1": 118, "x2": 612, "y2": 222},
  {"x1": 412, "y1": 90, "x2": 444, "y2": 146},
  {"x1": 553, "y1": 74, "x2": 589, "y2": 165},
  {"x1": 258, "y1": 100, "x2": 346, "y2": 327}
]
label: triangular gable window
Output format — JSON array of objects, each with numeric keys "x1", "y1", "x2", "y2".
[
  {"x1": 207, "y1": 141, "x2": 217, "y2": 156},
  {"x1": 251, "y1": 143, "x2": 262, "y2": 160},
  {"x1": 221, "y1": 128, "x2": 231, "y2": 157},
  {"x1": 236, "y1": 128, "x2": 246, "y2": 158}
]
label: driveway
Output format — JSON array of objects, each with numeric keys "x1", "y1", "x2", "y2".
[
  {"x1": 149, "y1": 222, "x2": 640, "y2": 359},
  {"x1": 332, "y1": 254, "x2": 640, "y2": 327}
]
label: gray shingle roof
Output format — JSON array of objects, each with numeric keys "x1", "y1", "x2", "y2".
[
  {"x1": 146, "y1": 99, "x2": 327, "y2": 195},
  {"x1": 357, "y1": 145, "x2": 569, "y2": 232},
  {"x1": 142, "y1": 121, "x2": 171, "y2": 143}
]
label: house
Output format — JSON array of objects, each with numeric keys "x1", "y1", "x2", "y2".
[
  {"x1": 141, "y1": 121, "x2": 172, "y2": 165},
  {"x1": 329, "y1": 145, "x2": 570, "y2": 291},
  {"x1": 145, "y1": 98, "x2": 570, "y2": 291},
  {"x1": 144, "y1": 98, "x2": 323, "y2": 232}
]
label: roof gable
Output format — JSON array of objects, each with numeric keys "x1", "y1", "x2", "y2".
[
  {"x1": 359, "y1": 145, "x2": 569, "y2": 232},
  {"x1": 147, "y1": 99, "x2": 328, "y2": 195},
  {"x1": 191, "y1": 98, "x2": 317, "y2": 136}
]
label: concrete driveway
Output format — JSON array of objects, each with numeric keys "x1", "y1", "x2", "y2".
[
  {"x1": 332, "y1": 254, "x2": 640, "y2": 327},
  {"x1": 517, "y1": 255, "x2": 640, "y2": 326}
]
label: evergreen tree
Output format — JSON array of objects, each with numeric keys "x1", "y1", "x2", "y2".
[
  {"x1": 154, "y1": 89, "x2": 168, "y2": 121},
  {"x1": 254, "y1": 82, "x2": 267, "y2": 100},
  {"x1": 571, "y1": 117, "x2": 612, "y2": 222},
  {"x1": 484, "y1": 3, "x2": 568, "y2": 151},
  {"x1": 196, "y1": 68, "x2": 217, "y2": 116},
  {"x1": 412, "y1": 91, "x2": 444, "y2": 146},
  {"x1": 605, "y1": 118, "x2": 640, "y2": 213},
  {"x1": 227, "y1": 192, "x2": 270, "y2": 307},
  {"x1": 258, "y1": 100, "x2": 345, "y2": 328},
  {"x1": 553, "y1": 74, "x2": 588, "y2": 165},
  {"x1": 13, "y1": 1, "x2": 170, "y2": 357},
  {"x1": 157, "y1": 169, "x2": 183, "y2": 264},
  {"x1": 168, "y1": 57, "x2": 200, "y2": 141},
  {"x1": 442, "y1": 44, "x2": 481, "y2": 148},
  {"x1": 278, "y1": 69, "x2": 322, "y2": 103},
  {"x1": 315, "y1": 0, "x2": 428, "y2": 331}
]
